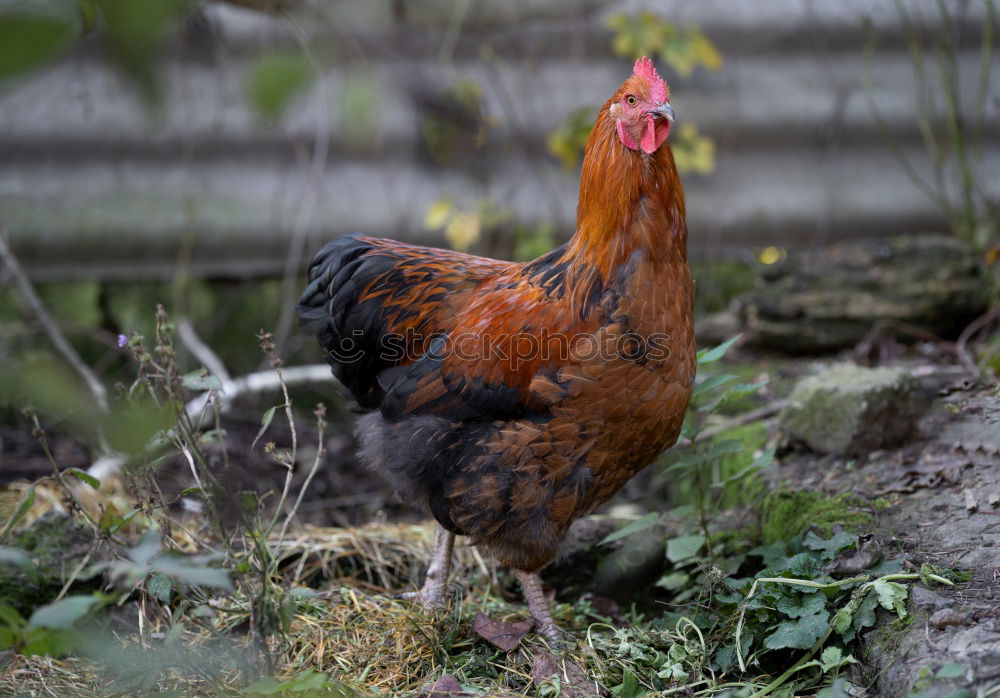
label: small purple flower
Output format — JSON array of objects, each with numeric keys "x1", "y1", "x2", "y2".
[{"x1": 117, "y1": 334, "x2": 128, "y2": 348}]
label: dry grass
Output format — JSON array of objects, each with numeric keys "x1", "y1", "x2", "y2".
[{"x1": 0, "y1": 512, "x2": 597, "y2": 697}]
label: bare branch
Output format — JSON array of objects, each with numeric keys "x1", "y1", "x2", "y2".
[
  {"x1": 177, "y1": 316, "x2": 232, "y2": 384},
  {"x1": 0, "y1": 223, "x2": 109, "y2": 414}
]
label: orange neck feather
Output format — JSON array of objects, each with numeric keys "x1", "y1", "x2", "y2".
[{"x1": 566, "y1": 97, "x2": 687, "y2": 284}]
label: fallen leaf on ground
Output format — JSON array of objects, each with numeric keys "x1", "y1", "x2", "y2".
[
  {"x1": 416, "y1": 674, "x2": 469, "y2": 697},
  {"x1": 531, "y1": 650, "x2": 600, "y2": 698},
  {"x1": 473, "y1": 612, "x2": 534, "y2": 651}
]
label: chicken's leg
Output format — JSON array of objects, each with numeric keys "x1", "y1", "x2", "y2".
[
  {"x1": 401, "y1": 526, "x2": 455, "y2": 609},
  {"x1": 514, "y1": 569, "x2": 563, "y2": 643}
]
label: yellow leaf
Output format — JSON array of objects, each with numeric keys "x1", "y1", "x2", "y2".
[
  {"x1": 445, "y1": 212, "x2": 481, "y2": 251},
  {"x1": 424, "y1": 199, "x2": 454, "y2": 230}
]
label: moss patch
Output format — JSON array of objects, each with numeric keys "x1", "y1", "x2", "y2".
[
  {"x1": 759, "y1": 490, "x2": 874, "y2": 544},
  {"x1": 0, "y1": 512, "x2": 97, "y2": 617}
]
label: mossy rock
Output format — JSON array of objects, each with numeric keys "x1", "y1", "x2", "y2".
[
  {"x1": 0, "y1": 512, "x2": 99, "y2": 617},
  {"x1": 739, "y1": 234, "x2": 988, "y2": 353},
  {"x1": 780, "y1": 363, "x2": 926, "y2": 456}
]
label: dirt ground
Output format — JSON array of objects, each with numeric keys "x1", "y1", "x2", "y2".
[
  {"x1": 2, "y1": 358, "x2": 998, "y2": 696},
  {"x1": 774, "y1": 384, "x2": 1000, "y2": 696}
]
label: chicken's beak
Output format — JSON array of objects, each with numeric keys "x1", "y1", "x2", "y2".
[{"x1": 649, "y1": 102, "x2": 675, "y2": 123}]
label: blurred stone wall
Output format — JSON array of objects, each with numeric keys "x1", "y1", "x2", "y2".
[{"x1": 1, "y1": 0, "x2": 998, "y2": 280}]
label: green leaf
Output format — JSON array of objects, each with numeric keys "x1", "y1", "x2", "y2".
[
  {"x1": 804, "y1": 530, "x2": 859, "y2": 559},
  {"x1": 696, "y1": 335, "x2": 741, "y2": 364},
  {"x1": 656, "y1": 571, "x2": 690, "y2": 591},
  {"x1": 0, "y1": 12, "x2": 77, "y2": 83},
  {"x1": 252, "y1": 405, "x2": 279, "y2": 449},
  {"x1": 0, "y1": 546, "x2": 34, "y2": 572},
  {"x1": 0, "y1": 485, "x2": 35, "y2": 543},
  {"x1": 65, "y1": 468, "x2": 101, "y2": 490},
  {"x1": 599, "y1": 512, "x2": 661, "y2": 546},
  {"x1": 935, "y1": 662, "x2": 965, "y2": 679},
  {"x1": 666, "y1": 534, "x2": 704, "y2": 563},
  {"x1": 662, "y1": 439, "x2": 743, "y2": 473},
  {"x1": 181, "y1": 368, "x2": 223, "y2": 392},
  {"x1": 146, "y1": 572, "x2": 173, "y2": 603},
  {"x1": 164, "y1": 620, "x2": 185, "y2": 646},
  {"x1": 610, "y1": 670, "x2": 646, "y2": 698},
  {"x1": 0, "y1": 604, "x2": 27, "y2": 629},
  {"x1": 244, "y1": 676, "x2": 284, "y2": 695},
  {"x1": 763, "y1": 609, "x2": 830, "y2": 650},
  {"x1": 832, "y1": 608, "x2": 852, "y2": 634},
  {"x1": 776, "y1": 591, "x2": 826, "y2": 619},
  {"x1": 245, "y1": 50, "x2": 314, "y2": 122},
  {"x1": 692, "y1": 373, "x2": 739, "y2": 398},
  {"x1": 819, "y1": 646, "x2": 857, "y2": 672},
  {"x1": 852, "y1": 592, "x2": 879, "y2": 632},
  {"x1": 28, "y1": 595, "x2": 102, "y2": 630},
  {"x1": 871, "y1": 579, "x2": 908, "y2": 617},
  {"x1": 151, "y1": 555, "x2": 234, "y2": 592},
  {"x1": 95, "y1": 0, "x2": 195, "y2": 104}
]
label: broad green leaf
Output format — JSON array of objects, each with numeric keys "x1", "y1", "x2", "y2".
[
  {"x1": 164, "y1": 620, "x2": 185, "y2": 646},
  {"x1": 0, "y1": 12, "x2": 77, "y2": 82},
  {"x1": 804, "y1": 530, "x2": 859, "y2": 559},
  {"x1": 65, "y1": 468, "x2": 100, "y2": 490},
  {"x1": 852, "y1": 592, "x2": 879, "y2": 632},
  {"x1": 832, "y1": 607, "x2": 852, "y2": 634},
  {"x1": 151, "y1": 555, "x2": 234, "y2": 592},
  {"x1": 599, "y1": 512, "x2": 660, "y2": 546},
  {"x1": 935, "y1": 662, "x2": 965, "y2": 679},
  {"x1": 0, "y1": 485, "x2": 35, "y2": 543},
  {"x1": 245, "y1": 50, "x2": 314, "y2": 122},
  {"x1": 28, "y1": 595, "x2": 102, "y2": 630},
  {"x1": 146, "y1": 572, "x2": 173, "y2": 603},
  {"x1": 819, "y1": 646, "x2": 857, "y2": 672},
  {"x1": 763, "y1": 609, "x2": 829, "y2": 650},
  {"x1": 610, "y1": 670, "x2": 646, "y2": 698},
  {"x1": 656, "y1": 571, "x2": 690, "y2": 591},
  {"x1": 181, "y1": 368, "x2": 223, "y2": 392},
  {"x1": 776, "y1": 591, "x2": 826, "y2": 619},
  {"x1": 0, "y1": 604, "x2": 27, "y2": 628},
  {"x1": 244, "y1": 676, "x2": 284, "y2": 695},
  {"x1": 871, "y1": 579, "x2": 907, "y2": 617},
  {"x1": 0, "y1": 546, "x2": 33, "y2": 572},
  {"x1": 696, "y1": 335, "x2": 741, "y2": 364},
  {"x1": 95, "y1": 0, "x2": 195, "y2": 104},
  {"x1": 666, "y1": 534, "x2": 704, "y2": 563}
]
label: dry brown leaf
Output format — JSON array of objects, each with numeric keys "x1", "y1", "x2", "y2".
[
  {"x1": 472, "y1": 612, "x2": 534, "y2": 651},
  {"x1": 531, "y1": 650, "x2": 601, "y2": 697},
  {"x1": 417, "y1": 674, "x2": 470, "y2": 697}
]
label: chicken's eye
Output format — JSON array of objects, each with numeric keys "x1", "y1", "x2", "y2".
[{"x1": 625, "y1": 95, "x2": 637, "y2": 106}]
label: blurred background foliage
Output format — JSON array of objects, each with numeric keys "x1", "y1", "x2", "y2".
[{"x1": 0, "y1": 0, "x2": 996, "y2": 502}]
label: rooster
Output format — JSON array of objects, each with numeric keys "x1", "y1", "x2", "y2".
[{"x1": 297, "y1": 57, "x2": 694, "y2": 640}]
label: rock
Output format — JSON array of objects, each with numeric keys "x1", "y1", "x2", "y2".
[
  {"x1": 930, "y1": 608, "x2": 969, "y2": 629},
  {"x1": 910, "y1": 586, "x2": 951, "y2": 612},
  {"x1": 738, "y1": 235, "x2": 987, "y2": 353},
  {"x1": 780, "y1": 363, "x2": 927, "y2": 456}
]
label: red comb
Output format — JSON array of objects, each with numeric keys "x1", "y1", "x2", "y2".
[{"x1": 633, "y1": 56, "x2": 668, "y2": 103}]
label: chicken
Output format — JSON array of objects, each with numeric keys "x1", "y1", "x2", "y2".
[{"x1": 296, "y1": 57, "x2": 694, "y2": 640}]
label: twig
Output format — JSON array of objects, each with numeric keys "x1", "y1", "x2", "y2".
[
  {"x1": 277, "y1": 403, "x2": 327, "y2": 544},
  {"x1": 88, "y1": 363, "x2": 334, "y2": 480},
  {"x1": 955, "y1": 306, "x2": 1000, "y2": 379},
  {"x1": 177, "y1": 317, "x2": 232, "y2": 384},
  {"x1": 0, "y1": 224, "x2": 109, "y2": 414}
]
